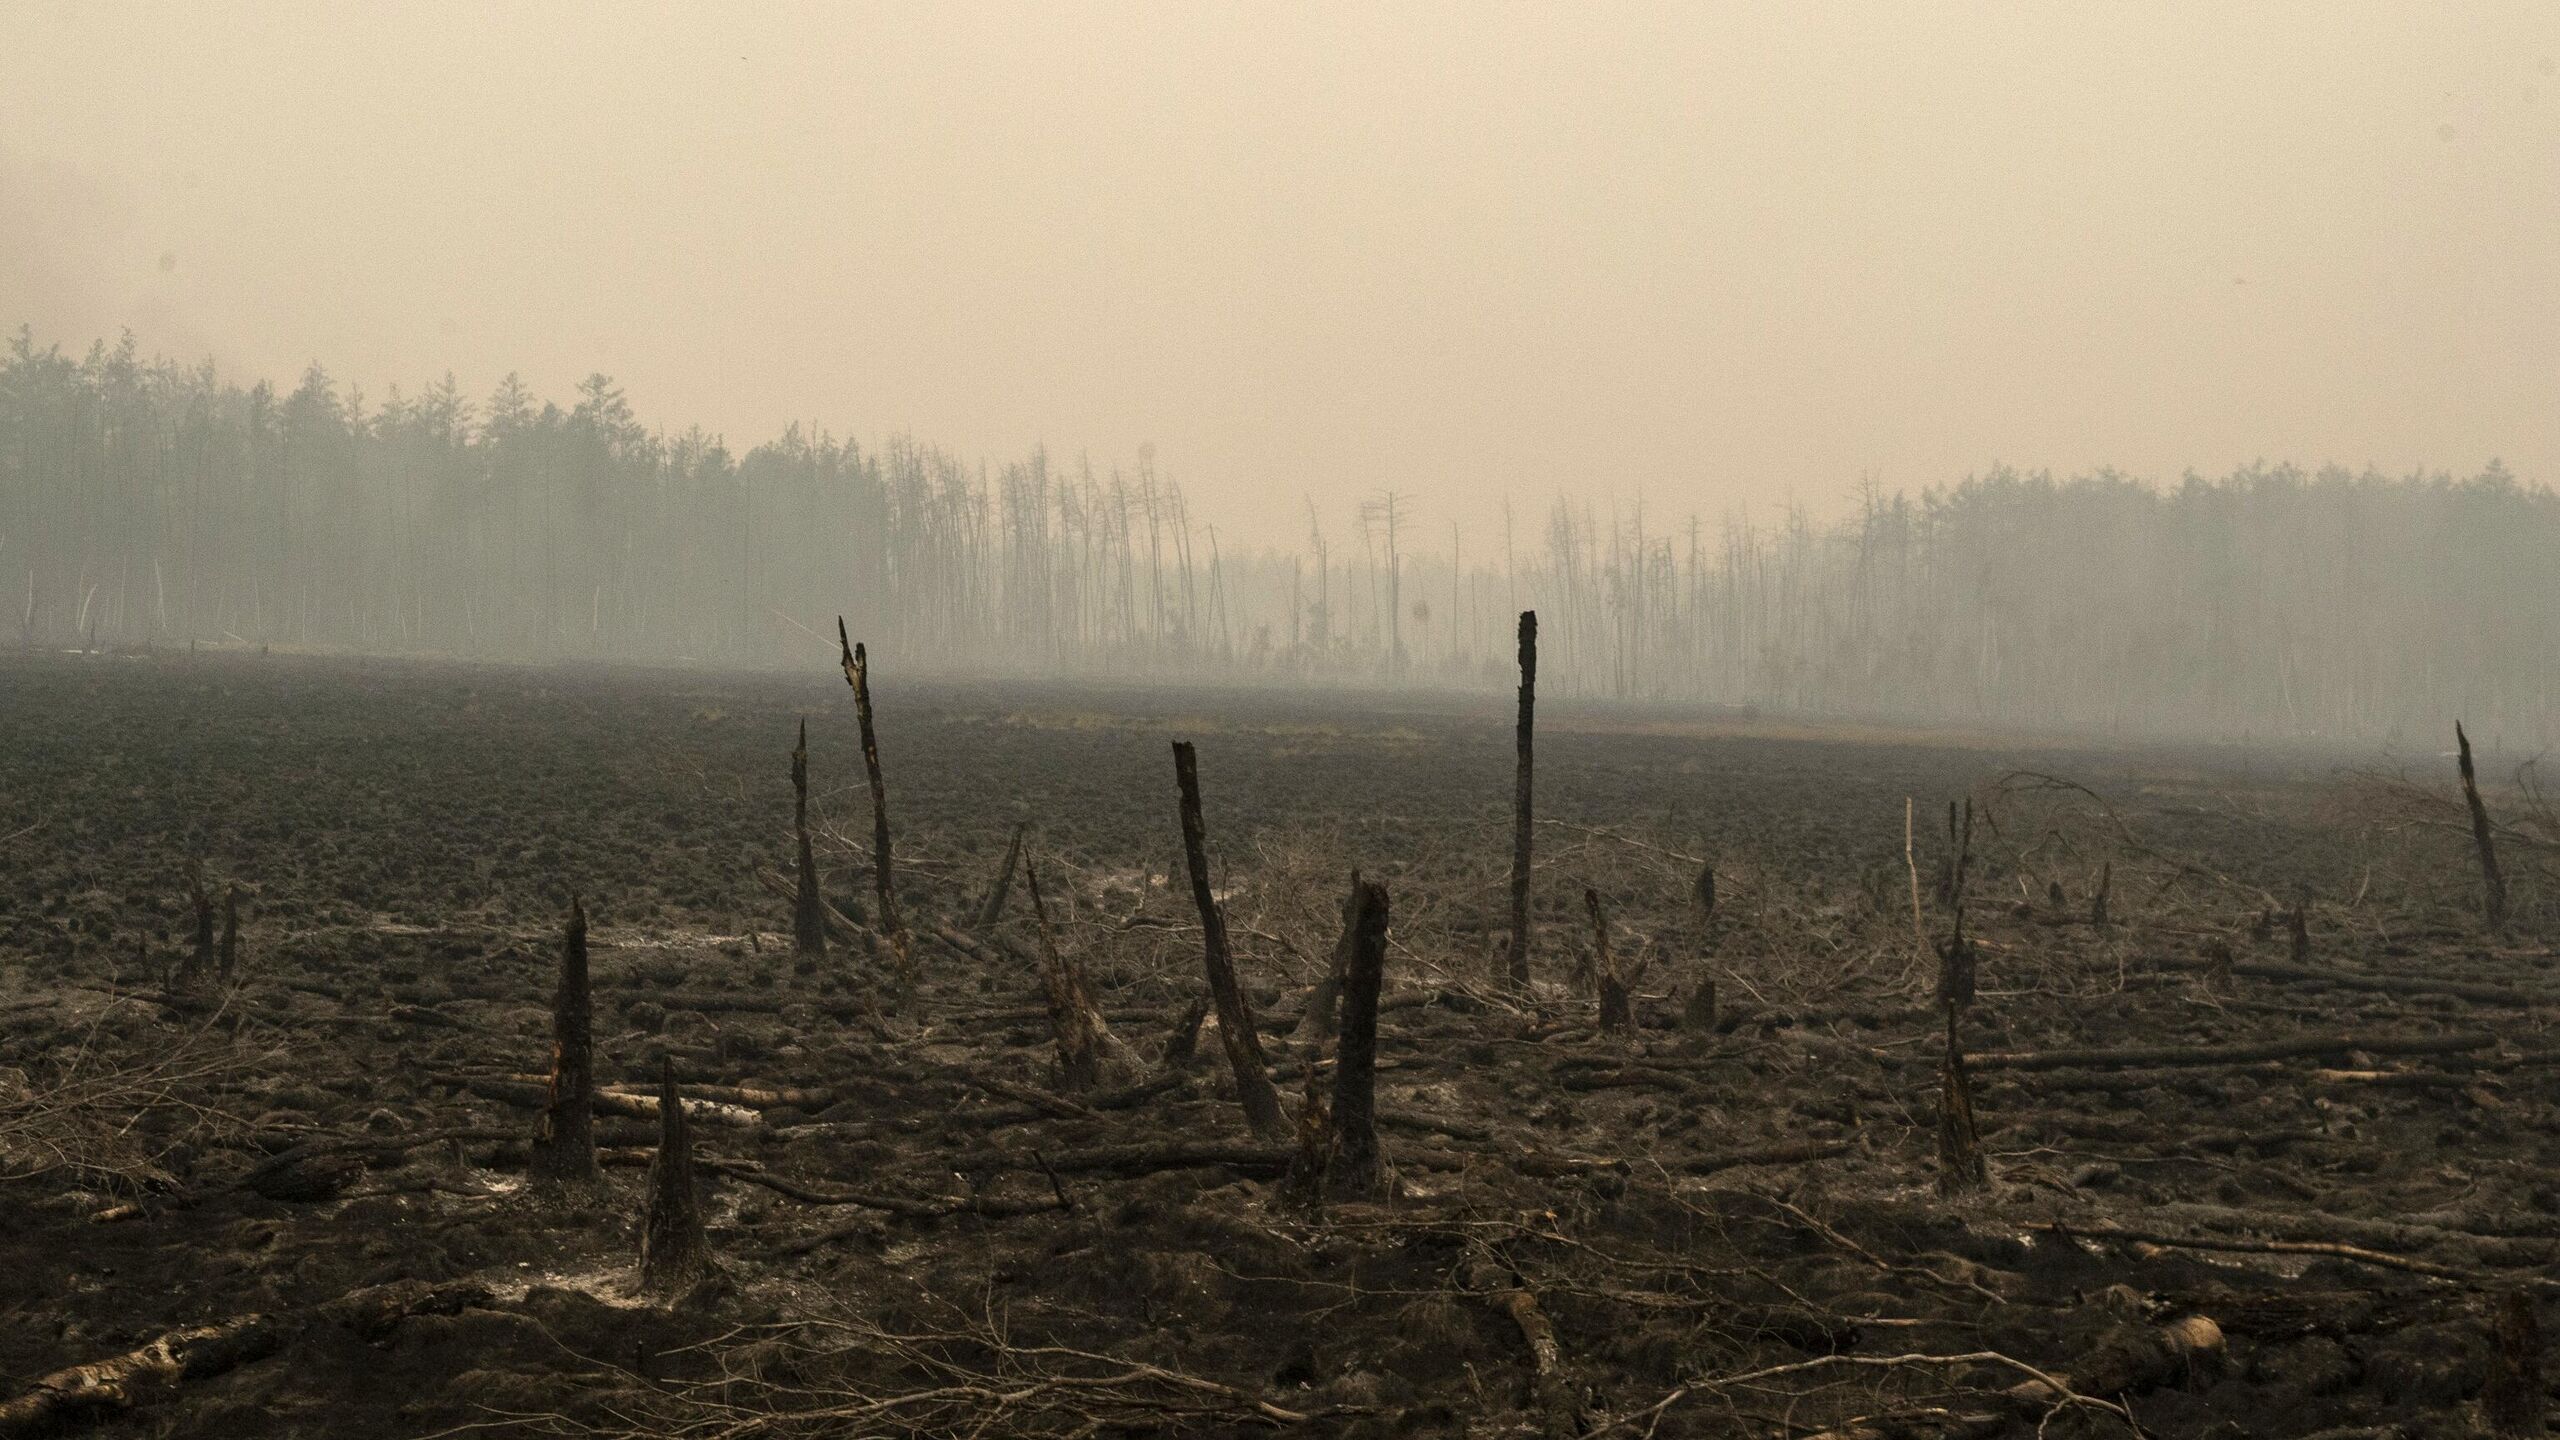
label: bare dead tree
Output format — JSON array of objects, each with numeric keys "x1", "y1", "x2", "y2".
[
  {"x1": 975, "y1": 821, "x2": 1027, "y2": 928},
  {"x1": 1507, "y1": 610, "x2": 1537, "y2": 987},
  {"x1": 2458, "y1": 721, "x2": 2509, "y2": 931},
  {"x1": 1328, "y1": 877, "x2": 1394, "y2": 1199},
  {"x1": 638, "y1": 1057, "x2": 715, "y2": 1299},
  {"x1": 1170, "y1": 740, "x2": 1286, "y2": 1139},
  {"x1": 838, "y1": 618, "x2": 911, "y2": 982},
  {"x1": 790, "y1": 718, "x2": 826, "y2": 957},
  {"x1": 530, "y1": 897, "x2": 598, "y2": 1185}
]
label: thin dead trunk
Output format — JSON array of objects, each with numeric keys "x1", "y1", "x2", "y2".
[
  {"x1": 1170, "y1": 740, "x2": 1286, "y2": 1139},
  {"x1": 1507, "y1": 610, "x2": 1536, "y2": 986},
  {"x1": 975, "y1": 821, "x2": 1027, "y2": 928},
  {"x1": 838, "y1": 618, "x2": 911, "y2": 982}
]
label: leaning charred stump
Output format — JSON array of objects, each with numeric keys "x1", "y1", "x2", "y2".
[
  {"x1": 2458, "y1": 721, "x2": 2510, "y2": 932},
  {"x1": 637, "y1": 1057, "x2": 718, "y2": 1300},
  {"x1": 790, "y1": 719, "x2": 827, "y2": 958},
  {"x1": 1586, "y1": 887, "x2": 1642, "y2": 1036},
  {"x1": 1026, "y1": 858, "x2": 1142, "y2": 1092},
  {"x1": 529, "y1": 897, "x2": 599, "y2": 1186},
  {"x1": 1171, "y1": 740, "x2": 1287, "y2": 1139},
  {"x1": 975, "y1": 821, "x2": 1027, "y2": 928}
]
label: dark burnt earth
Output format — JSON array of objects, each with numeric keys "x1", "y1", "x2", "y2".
[{"x1": 0, "y1": 650, "x2": 2550, "y2": 1439}]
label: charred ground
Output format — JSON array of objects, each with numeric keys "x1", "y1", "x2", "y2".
[{"x1": 0, "y1": 652, "x2": 2553, "y2": 1439}]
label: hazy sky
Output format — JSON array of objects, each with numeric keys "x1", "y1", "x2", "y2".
[{"x1": 3, "y1": 3, "x2": 2554, "y2": 540}]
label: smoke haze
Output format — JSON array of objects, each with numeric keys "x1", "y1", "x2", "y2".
[{"x1": 5, "y1": 3, "x2": 2556, "y2": 537}]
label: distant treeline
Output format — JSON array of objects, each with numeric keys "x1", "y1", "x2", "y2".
[{"x1": 6, "y1": 328, "x2": 2553, "y2": 745}]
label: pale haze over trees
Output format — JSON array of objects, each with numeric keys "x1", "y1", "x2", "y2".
[{"x1": 3, "y1": 5, "x2": 2557, "y2": 744}]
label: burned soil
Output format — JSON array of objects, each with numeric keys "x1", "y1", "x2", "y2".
[{"x1": 1, "y1": 651, "x2": 2555, "y2": 1439}]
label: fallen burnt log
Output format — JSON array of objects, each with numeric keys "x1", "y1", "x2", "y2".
[
  {"x1": 0, "y1": 1279, "x2": 489, "y2": 1438},
  {"x1": 2152, "y1": 952, "x2": 2537, "y2": 1007},
  {"x1": 1963, "y1": 1029, "x2": 2495, "y2": 1072}
]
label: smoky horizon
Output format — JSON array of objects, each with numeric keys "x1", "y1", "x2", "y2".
[{"x1": 5, "y1": 4, "x2": 2558, "y2": 745}]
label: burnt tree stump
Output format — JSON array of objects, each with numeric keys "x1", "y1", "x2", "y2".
[{"x1": 529, "y1": 897, "x2": 599, "y2": 1186}]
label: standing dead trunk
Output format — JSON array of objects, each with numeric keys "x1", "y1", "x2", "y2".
[
  {"x1": 638, "y1": 1056, "x2": 715, "y2": 1299},
  {"x1": 1587, "y1": 887, "x2": 1640, "y2": 1034},
  {"x1": 790, "y1": 718, "x2": 827, "y2": 957},
  {"x1": 1170, "y1": 740, "x2": 1286, "y2": 1139},
  {"x1": 2458, "y1": 722, "x2": 2509, "y2": 931},
  {"x1": 1937, "y1": 1004, "x2": 1988, "y2": 1195},
  {"x1": 1507, "y1": 611, "x2": 1537, "y2": 987},
  {"x1": 2288, "y1": 897, "x2": 2311, "y2": 965},
  {"x1": 975, "y1": 822, "x2": 1027, "y2": 928},
  {"x1": 1327, "y1": 878, "x2": 1394, "y2": 1199},
  {"x1": 1026, "y1": 859, "x2": 1142, "y2": 1091},
  {"x1": 530, "y1": 897, "x2": 598, "y2": 1185},
  {"x1": 838, "y1": 618, "x2": 911, "y2": 984},
  {"x1": 2089, "y1": 860, "x2": 2112, "y2": 928},
  {"x1": 1291, "y1": 869, "x2": 1364, "y2": 1049},
  {"x1": 1936, "y1": 800, "x2": 1976, "y2": 1013}
]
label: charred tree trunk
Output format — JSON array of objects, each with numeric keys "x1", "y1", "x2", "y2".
[
  {"x1": 790, "y1": 718, "x2": 826, "y2": 957},
  {"x1": 1507, "y1": 611, "x2": 1537, "y2": 987},
  {"x1": 1171, "y1": 740, "x2": 1286, "y2": 1139},
  {"x1": 1328, "y1": 878, "x2": 1393, "y2": 1199},
  {"x1": 1291, "y1": 869, "x2": 1364, "y2": 1049},
  {"x1": 2458, "y1": 721, "x2": 2509, "y2": 931},
  {"x1": 1937, "y1": 1003, "x2": 1988, "y2": 1195},
  {"x1": 2090, "y1": 860, "x2": 2112, "y2": 928},
  {"x1": 2289, "y1": 897, "x2": 2311, "y2": 965},
  {"x1": 1936, "y1": 800, "x2": 1976, "y2": 1013},
  {"x1": 975, "y1": 821, "x2": 1027, "y2": 928},
  {"x1": 638, "y1": 1056, "x2": 716, "y2": 1299},
  {"x1": 838, "y1": 618, "x2": 911, "y2": 982},
  {"x1": 1026, "y1": 858, "x2": 1141, "y2": 1091},
  {"x1": 529, "y1": 897, "x2": 598, "y2": 1185}
]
